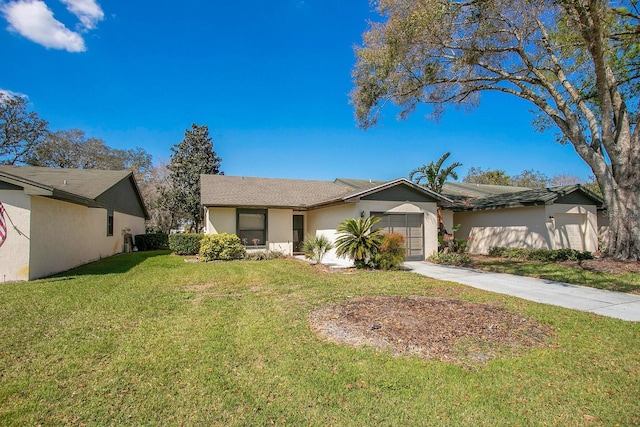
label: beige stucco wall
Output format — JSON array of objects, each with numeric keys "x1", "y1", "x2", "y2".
[
  {"x1": 205, "y1": 207, "x2": 236, "y2": 235},
  {"x1": 454, "y1": 204, "x2": 598, "y2": 254},
  {"x1": 454, "y1": 206, "x2": 551, "y2": 254},
  {"x1": 267, "y1": 208, "x2": 293, "y2": 253},
  {"x1": 204, "y1": 207, "x2": 295, "y2": 254},
  {"x1": 0, "y1": 190, "x2": 32, "y2": 282},
  {"x1": 547, "y1": 204, "x2": 598, "y2": 252},
  {"x1": 28, "y1": 196, "x2": 145, "y2": 280}
]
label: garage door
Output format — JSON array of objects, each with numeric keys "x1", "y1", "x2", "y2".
[
  {"x1": 555, "y1": 214, "x2": 586, "y2": 251},
  {"x1": 373, "y1": 213, "x2": 424, "y2": 261}
]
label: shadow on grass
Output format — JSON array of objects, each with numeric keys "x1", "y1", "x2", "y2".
[
  {"x1": 43, "y1": 250, "x2": 172, "y2": 281},
  {"x1": 475, "y1": 259, "x2": 640, "y2": 293}
]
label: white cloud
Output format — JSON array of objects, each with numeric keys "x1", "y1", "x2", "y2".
[
  {"x1": 1, "y1": 0, "x2": 104, "y2": 52},
  {"x1": 2, "y1": 0, "x2": 85, "y2": 51},
  {"x1": 60, "y1": 0, "x2": 103, "y2": 30},
  {"x1": 0, "y1": 88, "x2": 28, "y2": 99}
]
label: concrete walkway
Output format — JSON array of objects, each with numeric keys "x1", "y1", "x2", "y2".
[{"x1": 404, "y1": 261, "x2": 640, "y2": 322}]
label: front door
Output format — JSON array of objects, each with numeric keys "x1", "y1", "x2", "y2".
[{"x1": 293, "y1": 215, "x2": 304, "y2": 253}]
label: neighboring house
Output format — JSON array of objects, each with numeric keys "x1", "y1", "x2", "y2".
[
  {"x1": 0, "y1": 166, "x2": 148, "y2": 281},
  {"x1": 200, "y1": 174, "x2": 604, "y2": 262},
  {"x1": 200, "y1": 175, "x2": 452, "y2": 261},
  {"x1": 446, "y1": 184, "x2": 604, "y2": 254}
]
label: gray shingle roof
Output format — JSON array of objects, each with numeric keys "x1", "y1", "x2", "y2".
[
  {"x1": 200, "y1": 175, "x2": 356, "y2": 208},
  {"x1": 0, "y1": 165, "x2": 131, "y2": 200},
  {"x1": 201, "y1": 175, "x2": 452, "y2": 208},
  {"x1": 451, "y1": 185, "x2": 604, "y2": 211}
]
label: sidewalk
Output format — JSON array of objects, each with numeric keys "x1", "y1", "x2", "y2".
[{"x1": 403, "y1": 261, "x2": 640, "y2": 322}]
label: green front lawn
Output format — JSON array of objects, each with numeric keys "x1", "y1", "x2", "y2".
[
  {"x1": 1, "y1": 252, "x2": 639, "y2": 425},
  {"x1": 471, "y1": 258, "x2": 640, "y2": 293}
]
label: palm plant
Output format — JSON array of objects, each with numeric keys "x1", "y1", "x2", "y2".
[
  {"x1": 334, "y1": 216, "x2": 384, "y2": 268},
  {"x1": 409, "y1": 152, "x2": 462, "y2": 235},
  {"x1": 409, "y1": 151, "x2": 462, "y2": 194},
  {"x1": 302, "y1": 234, "x2": 333, "y2": 265}
]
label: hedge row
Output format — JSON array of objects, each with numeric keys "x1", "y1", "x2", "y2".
[
  {"x1": 169, "y1": 234, "x2": 204, "y2": 256},
  {"x1": 135, "y1": 233, "x2": 169, "y2": 251},
  {"x1": 487, "y1": 247, "x2": 594, "y2": 262},
  {"x1": 134, "y1": 233, "x2": 204, "y2": 255}
]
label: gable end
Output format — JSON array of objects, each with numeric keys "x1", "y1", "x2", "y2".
[{"x1": 359, "y1": 185, "x2": 440, "y2": 203}]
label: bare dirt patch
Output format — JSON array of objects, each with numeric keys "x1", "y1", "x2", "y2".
[{"x1": 309, "y1": 296, "x2": 553, "y2": 367}]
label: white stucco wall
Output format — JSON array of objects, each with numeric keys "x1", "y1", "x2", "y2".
[
  {"x1": 205, "y1": 207, "x2": 236, "y2": 235},
  {"x1": 28, "y1": 197, "x2": 145, "y2": 280},
  {"x1": 454, "y1": 204, "x2": 598, "y2": 254},
  {"x1": 454, "y1": 206, "x2": 551, "y2": 254},
  {"x1": 547, "y1": 204, "x2": 598, "y2": 252},
  {"x1": 0, "y1": 190, "x2": 32, "y2": 282},
  {"x1": 266, "y1": 208, "x2": 293, "y2": 254}
]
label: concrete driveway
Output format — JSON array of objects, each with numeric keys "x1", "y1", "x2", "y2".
[{"x1": 404, "y1": 261, "x2": 640, "y2": 322}]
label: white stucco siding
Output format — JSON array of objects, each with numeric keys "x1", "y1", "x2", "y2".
[
  {"x1": 205, "y1": 208, "x2": 236, "y2": 235},
  {"x1": 0, "y1": 190, "x2": 32, "y2": 282},
  {"x1": 306, "y1": 204, "x2": 358, "y2": 261},
  {"x1": 28, "y1": 197, "x2": 145, "y2": 280},
  {"x1": 547, "y1": 204, "x2": 598, "y2": 252},
  {"x1": 267, "y1": 208, "x2": 293, "y2": 254},
  {"x1": 454, "y1": 206, "x2": 551, "y2": 254}
]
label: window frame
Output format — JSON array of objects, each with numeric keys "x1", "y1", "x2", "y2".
[
  {"x1": 107, "y1": 210, "x2": 114, "y2": 237},
  {"x1": 237, "y1": 208, "x2": 267, "y2": 247}
]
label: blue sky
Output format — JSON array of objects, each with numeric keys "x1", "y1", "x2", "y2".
[{"x1": 1, "y1": 0, "x2": 594, "y2": 182}]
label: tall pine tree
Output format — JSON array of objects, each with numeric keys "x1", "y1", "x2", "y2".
[{"x1": 165, "y1": 124, "x2": 221, "y2": 232}]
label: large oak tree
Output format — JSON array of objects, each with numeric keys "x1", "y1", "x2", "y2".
[{"x1": 352, "y1": 0, "x2": 639, "y2": 260}]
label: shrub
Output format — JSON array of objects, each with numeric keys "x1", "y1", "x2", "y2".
[
  {"x1": 488, "y1": 246, "x2": 507, "y2": 257},
  {"x1": 374, "y1": 232, "x2": 406, "y2": 270},
  {"x1": 334, "y1": 216, "x2": 384, "y2": 268},
  {"x1": 135, "y1": 233, "x2": 169, "y2": 251},
  {"x1": 199, "y1": 233, "x2": 246, "y2": 262},
  {"x1": 488, "y1": 247, "x2": 595, "y2": 262},
  {"x1": 169, "y1": 234, "x2": 204, "y2": 255},
  {"x1": 504, "y1": 247, "x2": 529, "y2": 259},
  {"x1": 303, "y1": 234, "x2": 333, "y2": 265},
  {"x1": 428, "y1": 252, "x2": 472, "y2": 266},
  {"x1": 245, "y1": 251, "x2": 285, "y2": 261}
]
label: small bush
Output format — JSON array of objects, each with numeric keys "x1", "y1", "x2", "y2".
[
  {"x1": 169, "y1": 234, "x2": 204, "y2": 255},
  {"x1": 135, "y1": 233, "x2": 169, "y2": 251},
  {"x1": 428, "y1": 252, "x2": 472, "y2": 266},
  {"x1": 488, "y1": 246, "x2": 507, "y2": 257},
  {"x1": 504, "y1": 247, "x2": 529, "y2": 259},
  {"x1": 488, "y1": 246, "x2": 595, "y2": 262},
  {"x1": 200, "y1": 233, "x2": 246, "y2": 262},
  {"x1": 245, "y1": 251, "x2": 285, "y2": 261},
  {"x1": 303, "y1": 234, "x2": 333, "y2": 265},
  {"x1": 374, "y1": 232, "x2": 406, "y2": 270}
]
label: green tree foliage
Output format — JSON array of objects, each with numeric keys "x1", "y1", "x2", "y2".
[
  {"x1": 303, "y1": 234, "x2": 333, "y2": 265},
  {"x1": 334, "y1": 216, "x2": 384, "y2": 268},
  {"x1": 26, "y1": 129, "x2": 152, "y2": 176},
  {"x1": 165, "y1": 124, "x2": 222, "y2": 232},
  {"x1": 0, "y1": 93, "x2": 49, "y2": 165},
  {"x1": 463, "y1": 168, "x2": 511, "y2": 186},
  {"x1": 351, "y1": 0, "x2": 640, "y2": 259},
  {"x1": 464, "y1": 167, "x2": 550, "y2": 188},
  {"x1": 408, "y1": 151, "x2": 462, "y2": 193}
]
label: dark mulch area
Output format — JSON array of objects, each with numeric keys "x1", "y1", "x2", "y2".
[{"x1": 309, "y1": 296, "x2": 553, "y2": 368}]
